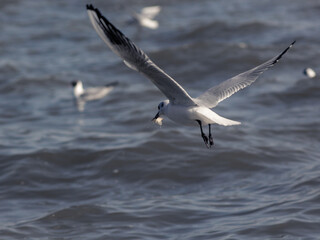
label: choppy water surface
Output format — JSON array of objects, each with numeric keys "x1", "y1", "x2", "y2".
[{"x1": 0, "y1": 0, "x2": 319, "y2": 239}]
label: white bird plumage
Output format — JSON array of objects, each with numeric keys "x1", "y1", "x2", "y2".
[
  {"x1": 303, "y1": 67, "x2": 316, "y2": 78},
  {"x1": 71, "y1": 80, "x2": 117, "y2": 101},
  {"x1": 86, "y1": 4, "x2": 295, "y2": 148},
  {"x1": 133, "y1": 6, "x2": 161, "y2": 29},
  {"x1": 71, "y1": 80, "x2": 117, "y2": 112}
]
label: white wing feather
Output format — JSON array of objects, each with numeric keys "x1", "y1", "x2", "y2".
[
  {"x1": 86, "y1": 4, "x2": 196, "y2": 106},
  {"x1": 195, "y1": 41, "x2": 295, "y2": 108},
  {"x1": 81, "y1": 87, "x2": 114, "y2": 101},
  {"x1": 133, "y1": 13, "x2": 159, "y2": 29},
  {"x1": 140, "y1": 6, "x2": 161, "y2": 19}
]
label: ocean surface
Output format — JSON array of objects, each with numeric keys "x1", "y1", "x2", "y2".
[{"x1": 0, "y1": 0, "x2": 319, "y2": 239}]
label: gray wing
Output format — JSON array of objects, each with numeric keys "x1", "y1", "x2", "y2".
[
  {"x1": 195, "y1": 41, "x2": 295, "y2": 108},
  {"x1": 86, "y1": 4, "x2": 196, "y2": 106},
  {"x1": 81, "y1": 86, "x2": 114, "y2": 101}
]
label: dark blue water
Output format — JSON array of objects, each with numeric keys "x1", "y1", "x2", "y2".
[{"x1": 0, "y1": 0, "x2": 319, "y2": 239}]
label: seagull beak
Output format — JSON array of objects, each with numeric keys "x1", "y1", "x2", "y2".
[
  {"x1": 152, "y1": 111, "x2": 163, "y2": 126},
  {"x1": 152, "y1": 111, "x2": 160, "y2": 121}
]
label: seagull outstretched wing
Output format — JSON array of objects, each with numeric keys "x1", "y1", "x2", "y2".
[
  {"x1": 140, "y1": 6, "x2": 161, "y2": 19},
  {"x1": 86, "y1": 4, "x2": 196, "y2": 106},
  {"x1": 195, "y1": 41, "x2": 295, "y2": 108}
]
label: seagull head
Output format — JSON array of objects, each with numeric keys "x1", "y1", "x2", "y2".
[
  {"x1": 71, "y1": 80, "x2": 78, "y2": 87},
  {"x1": 71, "y1": 80, "x2": 83, "y2": 87},
  {"x1": 152, "y1": 100, "x2": 168, "y2": 126}
]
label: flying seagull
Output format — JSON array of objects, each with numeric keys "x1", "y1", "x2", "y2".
[
  {"x1": 86, "y1": 4, "x2": 295, "y2": 148},
  {"x1": 303, "y1": 67, "x2": 316, "y2": 78},
  {"x1": 132, "y1": 5, "x2": 161, "y2": 29}
]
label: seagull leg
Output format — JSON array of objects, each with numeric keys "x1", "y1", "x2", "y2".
[
  {"x1": 196, "y1": 120, "x2": 209, "y2": 148},
  {"x1": 208, "y1": 124, "x2": 214, "y2": 147}
]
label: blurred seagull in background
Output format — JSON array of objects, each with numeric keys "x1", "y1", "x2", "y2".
[
  {"x1": 131, "y1": 6, "x2": 161, "y2": 29},
  {"x1": 86, "y1": 4, "x2": 295, "y2": 148},
  {"x1": 303, "y1": 67, "x2": 316, "y2": 78},
  {"x1": 71, "y1": 80, "x2": 117, "y2": 101},
  {"x1": 71, "y1": 80, "x2": 117, "y2": 111}
]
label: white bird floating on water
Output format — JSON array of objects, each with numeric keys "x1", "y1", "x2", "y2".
[
  {"x1": 132, "y1": 6, "x2": 161, "y2": 29},
  {"x1": 71, "y1": 80, "x2": 117, "y2": 111},
  {"x1": 86, "y1": 4, "x2": 295, "y2": 148},
  {"x1": 303, "y1": 67, "x2": 316, "y2": 78},
  {"x1": 71, "y1": 80, "x2": 117, "y2": 101}
]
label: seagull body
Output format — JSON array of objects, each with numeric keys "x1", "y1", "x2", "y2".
[
  {"x1": 71, "y1": 80, "x2": 117, "y2": 101},
  {"x1": 86, "y1": 4, "x2": 295, "y2": 148},
  {"x1": 158, "y1": 100, "x2": 240, "y2": 127}
]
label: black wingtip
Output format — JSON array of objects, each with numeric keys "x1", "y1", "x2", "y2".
[
  {"x1": 272, "y1": 40, "x2": 296, "y2": 65},
  {"x1": 86, "y1": 4, "x2": 103, "y2": 17},
  {"x1": 86, "y1": 4, "x2": 94, "y2": 10},
  {"x1": 86, "y1": 4, "x2": 130, "y2": 46}
]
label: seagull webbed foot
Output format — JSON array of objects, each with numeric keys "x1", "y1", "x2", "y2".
[
  {"x1": 202, "y1": 133, "x2": 210, "y2": 148},
  {"x1": 208, "y1": 124, "x2": 214, "y2": 148},
  {"x1": 209, "y1": 133, "x2": 214, "y2": 147}
]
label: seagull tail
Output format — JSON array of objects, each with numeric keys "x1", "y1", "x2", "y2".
[
  {"x1": 207, "y1": 111, "x2": 241, "y2": 126},
  {"x1": 215, "y1": 116, "x2": 241, "y2": 126}
]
